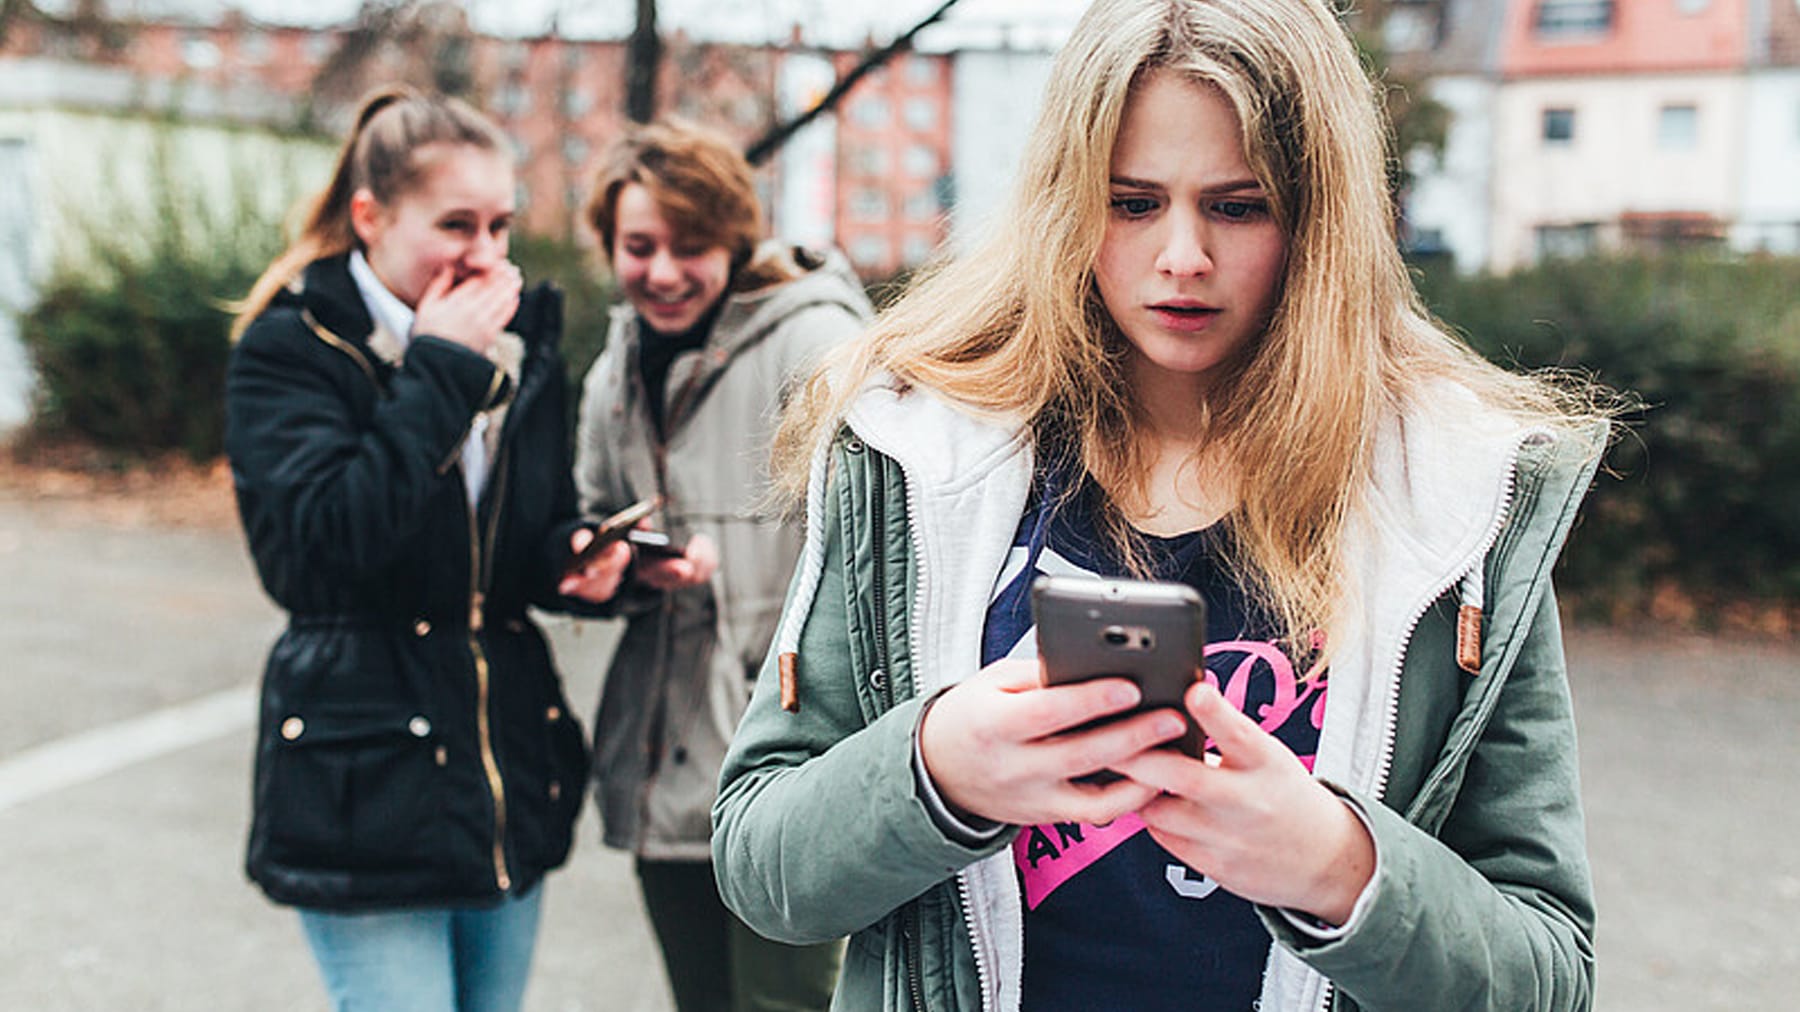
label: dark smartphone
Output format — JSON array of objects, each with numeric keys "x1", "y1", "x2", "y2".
[
  {"x1": 1032, "y1": 575, "x2": 1208, "y2": 760},
  {"x1": 567, "y1": 497, "x2": 660, "y2": 575},
  {"x1": 625, "y1": 527, "x2": 688, "y2": 560}
]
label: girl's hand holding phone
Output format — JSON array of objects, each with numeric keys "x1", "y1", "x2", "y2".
[
  {"x1": 1109, "y1": 680, "x2": 1376, "y2": 927},
  {"x1": 558, "y1": 525, "x2": 632, "y2": 602},
  {"x1": 917, "y1": 659, "x2": 1187, "y2": 829},
  {"x1": 413, "y1": 262, "x2": 522, "y2": 355}
]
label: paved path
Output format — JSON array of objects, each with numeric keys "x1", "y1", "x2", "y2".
[{"x1": 0, "y1": 491, "x2": 1793, "y2": 1010}]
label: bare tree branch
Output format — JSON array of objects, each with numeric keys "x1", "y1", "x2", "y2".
[{"x1": 744, "y1": 0, "x2": 961, "y2": 166}]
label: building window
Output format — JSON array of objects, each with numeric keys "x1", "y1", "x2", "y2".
[
  {"x1": 564, "y1": 88, "x2": 593, "y2": 118},
  {"x1": 1535, "y1": 222, "x2": 1599, "y2": 260},
  {"x1": 563, "y1": 136, "x2": 588, "y2": 166},
  {"x1": 851, "y1": 97, "x2": 890, "y2": 129},
  {"x1": 851, "y1": 146, "x2": 888, "y2": 177},
  {"x1": 1674, "y1": 0, "x2": 1710, "y2": 13},
  {"x1": 240, "y1": 31, "x2": 271, "y2": 65},
  {"x1": 1542, "y1": 107, "x2": 1576, "y2": 145},
  {"x1": 903, "y1": 235, "x2": 936, "y2": 267},
  {"x1": 850, "y1": 189, "x2": 890, "y2": 221},
  {"x1": 496, "y1": 82, "x2": 528, "y2": 117},
  {"x1": 902, "y1": 144, "x2": 937, "y2": 177},
  {"x1": 905, "y1": 189, "x2": 940, "y2": 221},
  {"x1": 1534, "y1": 1, "x2": 1613, "y2": 36},
  {"x1": 906, "y1": 56, "x2": 938, "y2": 88},
  {"x1": 182, "y1": 34, "x2": 222, "y2": 70},
  {"x1": 1657, "y1": 104, "x2": 1698, "y2": 150},
  {"x1": 903, "y1": 97, "x2": 938, "y2": 131},
  {"x1": 850, "y1": 235, "x2": 892, "y2": 268}
]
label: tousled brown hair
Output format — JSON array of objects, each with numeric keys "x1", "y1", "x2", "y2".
[{"x1": 584, "y1": 118, "x2": 795, "y2": 291}]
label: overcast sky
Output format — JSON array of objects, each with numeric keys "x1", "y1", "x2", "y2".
[{"x1": 94, "y1": 0, "x2": 1091, "y2": 49}]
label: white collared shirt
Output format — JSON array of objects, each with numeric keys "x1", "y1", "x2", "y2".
[{"x1": 348, "y1": 250, "x2": 489, "y2": 505}]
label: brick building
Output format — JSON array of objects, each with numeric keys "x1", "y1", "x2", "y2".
[{"x1": 0, "y1": 10, "x2": 955, "y2": 277}]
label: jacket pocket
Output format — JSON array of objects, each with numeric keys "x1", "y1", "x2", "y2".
[
  {"x1": 511, "y1": 696, "x2": 588, "y2": 871},
  {"x1": 259, "y1": 705, "x2": 445, "y2": 872}
]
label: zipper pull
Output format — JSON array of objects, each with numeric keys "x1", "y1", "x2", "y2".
[
  {"x1": 470, "y1": 590, "x2": 485, "y2": 632},
  {"x1": 1456, "y1": 568, "x2": 1483, "y2": 676},
  {"x1": 779, "y1": 652, "x2": 800, "y2": 713}
]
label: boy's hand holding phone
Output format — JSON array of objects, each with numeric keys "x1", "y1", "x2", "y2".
[
  {"x1": 632, "y1": 531, "x2": 718, "y2": 591},
  {"x1": 558, "y1": 497, "x2": 658, "y2": 601}
]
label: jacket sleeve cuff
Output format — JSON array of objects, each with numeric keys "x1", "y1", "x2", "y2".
[
  {"x1": 1272, "y1": 783, "x2": 1381, "y2": 941},
  {"x1": 911, "y1": 688, "x2": 1008, "y2": 847}
]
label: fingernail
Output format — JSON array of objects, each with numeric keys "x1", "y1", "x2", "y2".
[
  {"x1": 1108, "y1": 684, "x2": 1139, "y2": 707},
  {"x1": 1156, "y1": 714, "x2": 1186, "y2": 738}
]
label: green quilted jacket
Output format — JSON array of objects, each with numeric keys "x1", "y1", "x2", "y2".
[{"x1": 714, "y1": 379, "x2": 1602, "y2": 1012}]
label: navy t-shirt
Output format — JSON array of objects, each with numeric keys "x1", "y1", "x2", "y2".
[{"x1": 981, "y1": 475, "x2": 1328, "y2": 1012}]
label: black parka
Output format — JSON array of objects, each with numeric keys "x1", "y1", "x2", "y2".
[{"x1": 226, "y1": 254, "x2": 592, "y2": 911}]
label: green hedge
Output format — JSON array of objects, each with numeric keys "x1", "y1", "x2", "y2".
[
  {"x1": 1414, "y1": 255, "x2": 1800, "y2": 616},
  {"x1": 17, "y1": 232, "x2": 614, "y2": 461},
  {"x1": 20, "y1": 254, "x2": 257, "y2": 461}
]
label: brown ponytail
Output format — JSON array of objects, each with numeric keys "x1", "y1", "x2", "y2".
[{"x1": 230, "y1": 87, "x2": 510, "y2": 340}]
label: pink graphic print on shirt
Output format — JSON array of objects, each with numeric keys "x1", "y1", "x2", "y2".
[{"x1": 1013, "y1": 638, "x2": 1327, "y2": 910}]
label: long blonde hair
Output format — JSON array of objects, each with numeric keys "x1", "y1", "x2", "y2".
[
  {"x1": 774, "y1": 0, "x2": 1605, "y2": 650},
  {"x1": 230, "y1": 88, "x2": 511, "y2": 339}
]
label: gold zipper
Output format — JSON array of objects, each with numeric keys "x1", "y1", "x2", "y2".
[
  {"x1": 465, "y1": 483, "x2": 511, "y2": 892},
  {"x1": 301, "y1": 310, "x2": 379, "y2": 385}
]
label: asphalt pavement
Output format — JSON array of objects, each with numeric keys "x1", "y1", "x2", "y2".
[{"x1": 1, "y1": 490, "x2": 1794, "y2": 1011}]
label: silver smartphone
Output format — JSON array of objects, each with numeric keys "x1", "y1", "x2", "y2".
[{"x1": 1032, "y1": 575, "x2": 1208, "y2": 759}]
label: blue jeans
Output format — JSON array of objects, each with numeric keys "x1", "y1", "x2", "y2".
[{"x1": 298, "y1": 884, "x2": 544, "y2": 1012}]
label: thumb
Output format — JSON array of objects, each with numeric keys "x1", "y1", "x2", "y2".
[
  {"x1": 981, "y1": 656, "x2": 1046, "y2": 692},
  {"x1": 1185, "y1": 680, "x2": 1273, "y2": 766}
]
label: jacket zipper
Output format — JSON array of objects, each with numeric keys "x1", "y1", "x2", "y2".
[
  {"x1": 1303, "y1": 438, "x2": 1530, "y2": 1012},
  {"x1": 864, "y1": 449, "x2": 928, "y2": 1012},
  {"x1": 464, "y1": 445, "x2": 513, "y2": 894},
  {"x1": 633, "y1": 345, "x2": 678, "y2": 851}
]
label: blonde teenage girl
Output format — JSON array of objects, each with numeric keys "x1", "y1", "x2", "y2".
[
  {"x1": 712, "y1": 1, "x2": 1609, "y2": 1009},
  {"x1": 226, "y1": 88, "x2": 630, "y2": 1012}
]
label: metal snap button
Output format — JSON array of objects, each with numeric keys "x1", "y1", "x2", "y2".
[
  {"x1": 869, "y1": 668, "x2": 888, "y2": 691},
  {"x1": 280, "y1": 717, "x2": 304, "y2": 741},
  {"x1": 413, "y1": 619, "x2": 431, "y2": 637},
  {"x1": 408, "y1": 716, "x2": 431, "y2": 737},
  {"x1": 546, "y1": 706, "x2": 562, "y2": 722}
]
